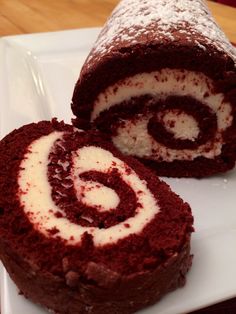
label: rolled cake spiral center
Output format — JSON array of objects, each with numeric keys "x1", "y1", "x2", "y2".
[
  {"x1": 18, "y1": 132, "x2": 159, "y2": 246},
  {"x1": 159, "y1": 109, "x2": 199, "y2": 141},
  {"x1": 93, "y1": 69, "x2": 232, "y2": 162},
  {"x1": 77, "y1": 180, "x2": 120, "y2": 212}
]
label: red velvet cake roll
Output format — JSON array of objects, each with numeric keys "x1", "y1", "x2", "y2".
[
  {"x1": 72, "y1": 0, "x2": 236, "y2": 177},
  {"x1": 0, "y1": 120, "x2": 193, "y2": 313}
]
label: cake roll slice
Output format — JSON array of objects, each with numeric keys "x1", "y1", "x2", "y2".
[
  {"x1": 0, "y1": 120, "x2": 193, "y2": 314},
  {"x1": 72, "y1": 0, "x2": 236, "y2": 177}
]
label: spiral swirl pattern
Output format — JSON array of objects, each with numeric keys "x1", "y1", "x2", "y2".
[
  {"x1": 92, "y1": 69, "x2": 233, "y2": 162},
  {"x1": 18, "y1": 131, "x2": 159, "y2": 246}
]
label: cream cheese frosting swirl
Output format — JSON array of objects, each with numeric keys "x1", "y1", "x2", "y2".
[{"x1": 18, "y1": 131, "x2": 159, "y2": 246}]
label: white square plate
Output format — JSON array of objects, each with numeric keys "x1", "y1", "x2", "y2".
[{"x1": 0, "y1": 28, "x2": 236, "y2": 314}]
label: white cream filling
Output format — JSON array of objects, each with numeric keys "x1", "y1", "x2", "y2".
[
  {"x1": 112, "y1": 116, "x2": 222, "y2": 162},
  {"x1": 91, "y1": 69, "x2": 233, "y2": 161},
  {"x1": 160, "y1": 110, "x2": 199, "y2": 141},
  {"x1": 92, "y1": 69, "x2": 232, "y2": 131},
  {"x1": 78, "y1": 181, "x2": 120, "y2": 212},
  {"x1": 18, "y1": 132, "x2": 159, "y2": 246}
]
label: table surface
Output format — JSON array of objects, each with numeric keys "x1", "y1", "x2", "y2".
[{"x1": 0, "y1": 1, "x2": 236, "y2": 314}]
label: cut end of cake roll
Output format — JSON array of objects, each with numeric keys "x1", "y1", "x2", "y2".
[
  {"x1": 72, "y1": 0, "x2": 236, "y2": 178},
  {"x1": 0, "y1": 119, "x2": 193, "y2": 314}
]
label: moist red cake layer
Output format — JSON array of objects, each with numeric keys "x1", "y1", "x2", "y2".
[
  {"x1": 0, "y1": 120, "x2": 193, "y2": 313},
  {"x1": 71, "y1": 0, "x2": 236, "y2": 178}
]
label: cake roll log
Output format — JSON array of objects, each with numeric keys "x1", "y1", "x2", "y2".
[
  {"x1": 72, "y1": 0, "x2": 236, "y2": 177},
  {"x1": 0, "y1": 120, "x2": 193, "y2": 314}
]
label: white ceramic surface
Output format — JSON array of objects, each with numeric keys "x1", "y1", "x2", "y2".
[{"x1": 0, "y1": 28, "x2": 236, "y2": 314}]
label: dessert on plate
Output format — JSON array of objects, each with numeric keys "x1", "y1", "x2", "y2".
[
  {"x1": 72, "y1": 0, "x2": 236, "y2": 177},
  {"x1": 0, "y1": 120, "x2": 193, "y2": 314}
]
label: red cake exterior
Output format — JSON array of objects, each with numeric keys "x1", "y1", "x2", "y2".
[
  {"x1": 72, "y1": 0, "x2": 236, "y2": 178},
  {"x1": 0, "y1": 120, "x2": 193, "y2": 313}
]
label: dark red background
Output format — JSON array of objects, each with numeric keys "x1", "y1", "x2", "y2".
[{"x1": 217, "y1": 0, "x2": 236, "y2": 7}]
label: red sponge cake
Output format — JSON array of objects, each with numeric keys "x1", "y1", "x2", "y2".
[
  {"x1": 72, "y1": 0, "x2": 236, "y2": 177},
  {"x1": 0, "y1": 120, "x2": 193, "y2": 313}
]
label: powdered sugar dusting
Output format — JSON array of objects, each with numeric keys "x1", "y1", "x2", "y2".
[{"x1": 88, "y1": 0, "x2": 236, "y2": 65}]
